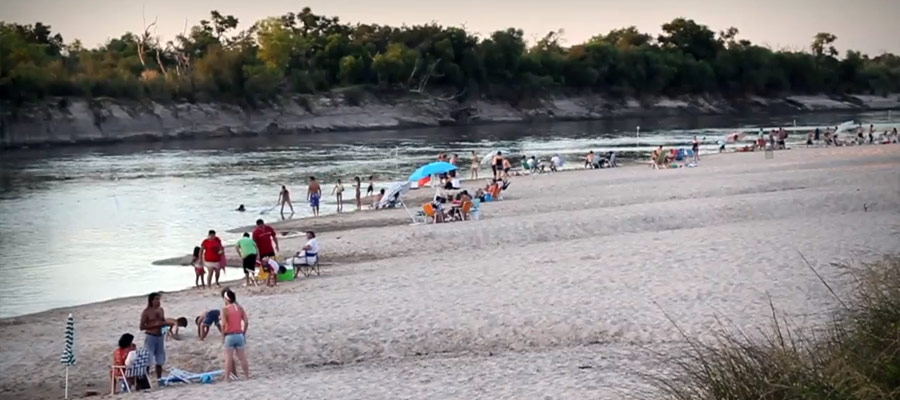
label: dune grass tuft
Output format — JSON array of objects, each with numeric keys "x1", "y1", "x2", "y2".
[{"x1": 654, "y1": 255, "x2": 900, "y2": 400}]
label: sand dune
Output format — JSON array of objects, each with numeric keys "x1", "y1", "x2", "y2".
[{"x1": 1, "y1": 144, "x2": 898, "y2": 400}]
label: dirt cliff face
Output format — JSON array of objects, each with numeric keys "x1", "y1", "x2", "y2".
[{"x1": 2, "y1": 93, "x2": 897, "y2": 148}]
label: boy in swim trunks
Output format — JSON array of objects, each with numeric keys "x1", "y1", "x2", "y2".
[{"x1": 308, "y1": 176, "x2": 322, "y2": 217}]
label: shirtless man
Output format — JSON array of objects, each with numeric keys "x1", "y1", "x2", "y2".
[
  {"x1": 140, "y1": 292, "x2": 173, "y2": 380},
  {"x1": 308, "y1": 176, "x2": 322, "y2": 217},
  {"x1": 584, "y1": 151, "x2": 595, "y2": 169}
]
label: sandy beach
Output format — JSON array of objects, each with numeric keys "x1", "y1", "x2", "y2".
[{"x1": 1, "y1": 144, "x2": 898, "y2": 400}]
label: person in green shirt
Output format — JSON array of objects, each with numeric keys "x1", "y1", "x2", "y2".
[{"x1": 235, "y1": 232, "x2": 259, "y2": 286}]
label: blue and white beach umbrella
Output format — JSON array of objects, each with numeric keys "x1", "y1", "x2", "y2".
[{"x1": 60, "y1": 313, "x2": 75, "y2": 398}]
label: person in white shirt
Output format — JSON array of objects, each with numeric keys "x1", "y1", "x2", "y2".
[
  {"x1": 261, "y1": 256, "x2": 280, "y2": 286},
  {"x1": 550, "y1": 155, "x2": 562, "y2": 172},
  {"x1": 304, "y1": 232, "x2": 319, "y2": 256},
  {"x1": 293, "y1": 231, "x2": 319, "y2": 277}
]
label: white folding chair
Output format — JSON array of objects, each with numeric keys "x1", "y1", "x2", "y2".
[{"x1": 111, "y1": 348, "x2": 151, "y2": 394}]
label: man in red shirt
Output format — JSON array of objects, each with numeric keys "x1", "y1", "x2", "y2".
[
  {"x1": 252, "y1": 219, "x2": 279, "y2": 258},
  {"x1": 200, "y1": 230, "x2": 223, "y2": 287}
]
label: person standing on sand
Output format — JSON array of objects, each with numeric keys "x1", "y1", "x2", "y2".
[
  {"x1": 491, "y1": 151, "x2": 503, "y2": 180},
  {"x1": 470, "y1": 151, "x2": 479, "y2": 180},
  {"x1": 278, "y1": 186, "x2": 293, "y2": 215},
  {"x1": 308, "y1": 176, "x2": 322, "y2": 217},
  {"x1": 332, "y1": 179, "x2": 345, "y2": 213},
  {"x1": 221, "y1": 288, "x2": 250, "y2": 382},
  {"x1": 354, "y1": 176, "x2": 362, "y2": 211},
  {"x1": 200, "y1": 230, "x2": 224, "y2": 287},
  {"x1": 650, "y1": 146, "x2": 662, "y2": 169},
  {"x1": 252, "y1": 219, "x2": 278, "y2": 259},
  {"x1": 235, "y1": 232, "x2": 258, "y2": 287},
  {"x1": 692, "y1": 136, "x2": 700, "y2": 163},
  {"x1": 366, "y1": 176, "x2": 375, "y2": 197},
  {"x1": 584, "y1": 151, "x2": 594, "y2": 169},
  {"x1": 140, "y1": 292, "x2": 173, "y2": 380}
]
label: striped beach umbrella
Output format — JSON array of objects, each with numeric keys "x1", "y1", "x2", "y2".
[
  {"x1": 60, "y1": 313, "x2": 76, "y2": 366},
  {"x1": 60, "y1": 313, "x2": 75, "y2": 399}
]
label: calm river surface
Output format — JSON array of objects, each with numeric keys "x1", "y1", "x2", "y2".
[{"x1": 0, "y1": 111, "x2": 896, "y2": 317}]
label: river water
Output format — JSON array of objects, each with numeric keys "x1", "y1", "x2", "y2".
[{"x1": 0, "y1": 111, "x2": 896, "y2": 317}]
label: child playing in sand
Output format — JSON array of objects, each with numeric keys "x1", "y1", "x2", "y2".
[
  {"x1": 162, "y1": 317, "x2": 188, "y2": 341},
  {"x1": 191, "y1": 246, "x2": 205, "y2": 288},
  {"x1": 196, "y1": 309, "x2": 222, "y2": 341},
  {"x1": 261, "y1": 256, "x2": 280, "y2": 287}
]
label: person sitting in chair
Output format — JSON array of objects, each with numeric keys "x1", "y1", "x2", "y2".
[
  {"x1": 293, "y1": 231, "x2": 319, "y2": 277},
  {"x1": 111, "y1": 333, "x2": 137, "y2": 393}
]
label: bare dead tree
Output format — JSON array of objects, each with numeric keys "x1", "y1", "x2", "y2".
[
  {"x1": 170, "y1": 19, "x2": 191, "y2": 78},
  {"x1": 406, "y1": 58, "x2": 422, "y2": 89},
  {"x1": 152, "y1": 20, "x2": 167, "y2": 77},
  {"x1": 406, "y1": 58, "x2": 466, "y2": 101},
  {"x1": 135, "y1": 9, "x2": 160, "y2": 69}
]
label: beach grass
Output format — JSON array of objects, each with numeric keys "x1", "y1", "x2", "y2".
[{"x1": 654, "y1": 255, "x2": 900, "y2": 400}]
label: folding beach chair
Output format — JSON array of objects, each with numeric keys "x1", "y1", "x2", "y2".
[
  {"x1": 420, "y1": 203, "x2": 437, "y2": 224},
  {"x1": 160, "y1": 368, "x2": 224, "y2": 386},
  {"x1": 110, "y1": 347, "x2": 151, "y2": 394},
  {"x1": 292, "y1": 252, "x2": 320, "y2": 277}
]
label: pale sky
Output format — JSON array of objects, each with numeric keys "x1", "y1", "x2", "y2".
[{"x1": 3, "y1": 0, "x2": 899, "y2": 56}]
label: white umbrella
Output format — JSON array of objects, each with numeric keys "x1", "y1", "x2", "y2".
[
  {"x1": 835, "y1": 120, "x2": 855, "y2": 133},
  {"x1": 376, "y1": 181, "x2": 411, "y2": 209},
  {"x1": 60, "y1": 313, "x2": 76, "y2": 399},
  {"x1": 480, "y1": 150, "x2": 502, "y2": 166}
]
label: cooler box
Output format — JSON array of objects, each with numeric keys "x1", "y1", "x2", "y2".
[{"x1": 277, "y1": 268, "x2": 295, "y2": 282}]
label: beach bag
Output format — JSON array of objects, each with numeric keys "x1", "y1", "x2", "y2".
[{"x1": 135, "y1": 376, "x2": 151, "y2": 390}]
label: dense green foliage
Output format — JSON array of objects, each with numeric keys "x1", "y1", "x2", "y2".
[{"x1": 2, "y1": 9, "x2": 899, "y2": 105}]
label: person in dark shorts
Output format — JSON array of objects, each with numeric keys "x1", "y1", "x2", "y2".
[
  {"x1": 235, "y1": 232, "x2": 258, "y2": 287},
  {"x1": 691, "y1": 136, "x2": 700, "y2": 163},
  {"x1": 366, "y1": 176, "x2": 375, "y2": 197},
  {"x1": 252, "y1": 219, "x2": 278, "y2": 259},
  {"x1": 491, "y1": 151, "x2": 503, "y2": 180},
  {"x1": 196, "y1": 309, "x2": 222, "y2": 341}
]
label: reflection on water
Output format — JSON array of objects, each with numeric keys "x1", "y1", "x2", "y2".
[{"x1": 0, "y1": 111, "x2": 895, "y2": 317}]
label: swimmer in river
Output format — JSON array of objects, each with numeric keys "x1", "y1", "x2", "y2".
[{"x1": 236, "y1": 204, "x2": 246, "y2": 212}]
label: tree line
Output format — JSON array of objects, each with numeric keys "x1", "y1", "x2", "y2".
[{"x1": 1, "y1": 8, "x2": 898, "y2": 106}]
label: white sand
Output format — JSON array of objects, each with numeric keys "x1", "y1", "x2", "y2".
[{"x1": 1, "y1": 144, "x2": 898, "y2": 400}]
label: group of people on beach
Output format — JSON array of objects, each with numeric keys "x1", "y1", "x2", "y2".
[
  {"x1": 112, "y1": 290, "x2": 250, "y2": 392},
  {"x1": 192, "y1": 219, "x2": 319, "y2": 289},
  {"x1": 695, "y1": 123, "x2": 899, "y2": 155},
  {"x1": 262, "y1": 175, "x2": 381, "y2": 218},
  {"x1": 191, "y1": 219, "x2": 279, "y2": 289}
]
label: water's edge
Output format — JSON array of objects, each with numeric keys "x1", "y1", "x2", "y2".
[{"x1": 3, "y1": 92, "x2": 898, "y2": 149}]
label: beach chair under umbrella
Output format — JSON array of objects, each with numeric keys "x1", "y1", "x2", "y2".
[{"x1": 407, "y1": 162, "x2": 457, "y2": 224}]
